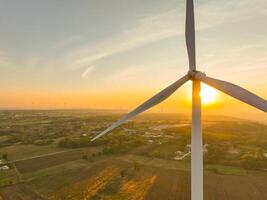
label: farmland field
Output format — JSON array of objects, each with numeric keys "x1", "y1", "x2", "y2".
[
  {"x1": 1, "y1": 153, "x2": 267, "y2": 200},
  {"x1": 0, "y1": 110, "x2": 267, "y2": 199},
  {"x1": 0, "y1": 144, "x2": 63, "y2": 161},
  {"x1": 0, "y1": 184, "x2": 45, "y2": 200},
  {"x1": 6, "y1": 158, "x2": 267, "y2": 200},
  {"x1": 14, "y1": 147, "x2": 101, "y2": 173}
]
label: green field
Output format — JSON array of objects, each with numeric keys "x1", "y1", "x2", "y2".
[{"x1": 206, "y1": 164, "x2": 247, "y2": 176}]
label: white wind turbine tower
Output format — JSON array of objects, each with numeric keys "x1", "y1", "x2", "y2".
[{"x1": 91, "y1": 0, "x2": 267, "y2": 199}]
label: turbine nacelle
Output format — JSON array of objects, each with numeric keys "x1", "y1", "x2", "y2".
[
  {"x1": 91, "y1": 1, "x2": 267, "y2": 200},
  {"x1": 187, "y1": 70, "x2": 206, "y2": 80}
]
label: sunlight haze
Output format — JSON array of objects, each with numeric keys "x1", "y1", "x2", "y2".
[{"x1": 0, "y1": 0, "x2": 266, "y2": 122}]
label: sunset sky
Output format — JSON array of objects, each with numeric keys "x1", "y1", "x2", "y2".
[{"x1": 0, "y1": 0, "x2": 266, "y2": 122}]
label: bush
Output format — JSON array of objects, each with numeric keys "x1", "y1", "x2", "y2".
[
  {"x1": 2, "y1": 153, "x2": 8, "y2": 161},
  {"x1": 58, "y1": 137, "x2": 108, "y2": 148},
  {"x1": 133, "y1": 161, "x2": 141, "y2": 171}
]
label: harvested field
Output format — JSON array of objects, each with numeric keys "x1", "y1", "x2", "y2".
[
  {"x1": 110, "y1": 174, "x2": 157, "y2": 200},
  {"x1": 203, "y1": 172, "x2": 267, "y2": 200},
  {"x1": 15, "y1": 147, "x2": 100, "y2": 173},
  {"x1": 145, "y1": 169, "x2": 190, "y2": 200},
  {"x1": 0, "y1": 184, "x2": 45, "y2": 200},
  {"x1": 145, "y1": 169, "x2": 267, "y2": 200},
  {"x1": 51, "y1": 166, "x2": 120, "y2": 200},
  {"x1": 1, "y1": 158, "x2": 267, "y2": 200},
  {"x1": 27, "y1": 160, "x2": 127, "y2": 196}
]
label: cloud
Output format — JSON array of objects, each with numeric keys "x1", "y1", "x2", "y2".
[
  {"x1": 22, "y1": 0, "x2": 267, "y2": 78},
  {"x1": 70, "y1": 53, "x2": 107, "y2": 70},
  {"x1": 71, "y1": 0, "x2": 266, "y2": 73},
  {"x1": 81, "y1": 65, "x2": 96, "y2": 80},
  {"x1": 63, "y1": 8, "x2": 183, "y2": 72}
]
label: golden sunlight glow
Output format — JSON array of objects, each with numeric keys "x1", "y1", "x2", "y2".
[{"x1": 200, "y1": 84, "x2": 218, "y2": 104}]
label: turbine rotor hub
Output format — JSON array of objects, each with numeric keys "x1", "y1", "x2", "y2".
[{"x1": 188, "y1": 70, "x2": 206, "y2": 80}]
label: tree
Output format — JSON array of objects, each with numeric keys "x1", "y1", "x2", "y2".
[
  {"x1": 120, "y1": 169, "x2": 126, "y2": 177},
  {"x1": 2, "y1": 153, "x2": 8, "y2": 161},
  {"x1": 82, "y1": 154, "x2": 88, "y2": 160},
  {"x1": 133, "y1": 161, "x2": 141, "y2": 171}
]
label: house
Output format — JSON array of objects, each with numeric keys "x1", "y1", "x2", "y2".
[
  {"x1": 186, "y1": 144, "x2": 191, "y2": 150},
  {"x1": 203, "y1": 144, "x2": 209, "y2": 153},
  {"x1": 0, "y1": 165, "x2": 9, "y2": 170},
  {"x1": 148, "y1": 139, "x2": 154, "y2": 144},
  {"x1": 174, "y1": 150, "x2": 183, "y2": 156}
]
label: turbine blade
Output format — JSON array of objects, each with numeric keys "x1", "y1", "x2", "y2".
[
  {"x1": 91, "y1": 75, "x2": 189, "y2": 141},
  {"x1": 186, "y1": 0, "x2": 196, "y2": 70},
  {"x1": 196, "y1": 74, "x2": 267, "y2": 112}
]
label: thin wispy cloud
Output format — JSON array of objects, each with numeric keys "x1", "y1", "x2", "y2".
[
  {"x1": 61, "y1": 0, "x2": 266, "y2": 77},
  {"x1": 63, "y1": 9, "x2": 183, "y2": 72},
  {"x1": 81, "y1": 65, "x2": 96, "y2": 80},
  {"x1": 1, "y1": 0, "x2": 266, "y2": 83},
  {"x1": 197, "y1": 0, "x2": 267, "y2": 28}
]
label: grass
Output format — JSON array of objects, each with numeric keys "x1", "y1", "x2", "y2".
[
  {"x1": 117, "y1": 154, "x2": 190, "y2": 171},
  {"x1": 149, "y1": 143, "x2": 180, "y2": 158},
  {"x1": 0, "y1": 168, "x2": 19, "y2": 187},
  {"x1": 206, "y1": 164, "x2": 247, "y2": 176},
  {"x1": 0, "y1": 144, "x2": 63, "y2": 161}
]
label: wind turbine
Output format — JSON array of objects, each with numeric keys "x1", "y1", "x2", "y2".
[{"x1": 91, "y1": 0, "x2": 267, "y2": 199}]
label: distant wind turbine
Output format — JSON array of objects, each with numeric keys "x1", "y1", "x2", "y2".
[{"x1": 91, "y1": 0, "x2": 267, "y2": 200}]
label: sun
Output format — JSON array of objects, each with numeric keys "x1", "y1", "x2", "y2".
[{"x1": 200, "y1": 84, "x2": 218, "y2": 104}]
